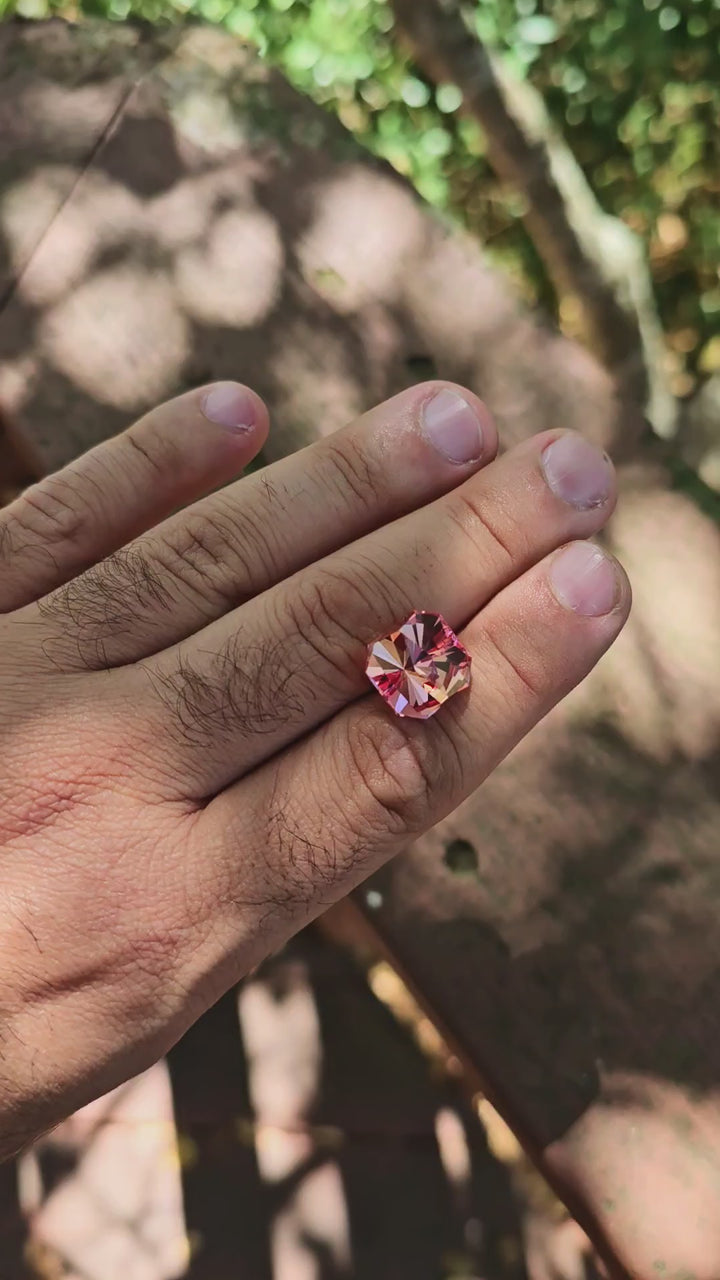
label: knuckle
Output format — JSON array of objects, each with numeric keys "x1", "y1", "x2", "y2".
[
  {"x1": 159, "y1": 509, "x2": 247, "y2": 611},
  {"x1": 37, "y1": 544, "x2": 171, "y2": 667},
  {"x1": 283, "y1": 567, "x2": 380, "y2": 690},
  {"x1": 143, "y1": 490, "x2": 281, "y2": 618},
  {"x1": 122, "y1": 422, "x2": 181, "y2": 479},
  {"x1": 265, "y1": 799, "x2": 345, "y2": 912},
  {"x1": 147, "y1": 630, "x2": 300, "y2": 749},
  {"x1": 214, "y1": 489, "x2": 280, "y2": 584},
  {"x1": 446, "y1": 486, "x2": 518, "y2": 570},
  {"x1": 481, "y1": 618, "x2": 545, "y2": 702},
  {"x1": 10, "y1": 475, "x2": 88, "y2": 551},
  {"x1": 324, "y1": 435, "x2": 378, "y2": 513},
  {"x1": 344, "y1": 711, "x2": 435, "y2": 836},
  {"x1": 146, "y1": 652, "x2": 227, "y2": 745}
]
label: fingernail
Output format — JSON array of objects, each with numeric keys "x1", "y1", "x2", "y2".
[
  {"x1": 202, "y1": 382, "x2": 255, "y2": 432},
  {"x1": 423, "y1": 389, "x2": 485, "y2": 464},
  {"x1": 541, "y1": 434, "x2": 614, "y2": 509},
  {"x1": 549, "y1": 541, "x2": 620, "y2": 617}
]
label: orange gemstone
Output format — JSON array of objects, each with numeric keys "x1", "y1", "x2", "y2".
[{"x1": 365, "y1": 611, "x2": 471, "y2": 719}]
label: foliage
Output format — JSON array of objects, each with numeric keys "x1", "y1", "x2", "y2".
[{"x1": 2, "y1": 0, "x2": 719, "y2": 390}]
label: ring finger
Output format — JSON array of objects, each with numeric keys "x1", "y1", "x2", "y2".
[
  {"x1": 139, "y1": 428, "x2": 616, "y2": 799},
  {"x1": 179, "y1": 540, "x2": 631, "y2": 985}
]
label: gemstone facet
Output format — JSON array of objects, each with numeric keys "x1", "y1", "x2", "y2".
[{"x1": 365, "y1": 611, "x2": 472, "y2": 719}]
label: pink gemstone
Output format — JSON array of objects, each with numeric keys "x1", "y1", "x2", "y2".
[{"x1": 365, "y1": 610, "x2": 472, "y2": 719}]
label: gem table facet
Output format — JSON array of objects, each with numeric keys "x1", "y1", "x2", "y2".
[{"x1": 365, "y1": 611, "x2": 472, "y2": 719}]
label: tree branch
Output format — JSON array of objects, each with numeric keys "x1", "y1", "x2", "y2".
[{"x1": 390, "y1": 0, "x2": 678, "y2": 438}]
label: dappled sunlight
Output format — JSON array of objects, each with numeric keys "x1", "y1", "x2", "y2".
[
  {"x1": 10, "y1": 169, "x2": 142, "y2": 308},
  {"x1": 169, "y1": 87, "x2": 246, "y2": 156},
  {"x1": 298, "y1": 167, "x2": 427, "y2": 312},
  {"x1": 271, "y1": 1162, "x2": 351, "y2": 1280},
  {"x1": 563, "y1": 473, "x2": 720, "y2": 762},
  {"x1": 0, "y1": 19, "x2": 651, "y2": 475},
  {"x1": 40, "y1": 267, "x2": 190, "y2": 410},
  {"x1": 239, "y1": 962, "x2": 321, "y2": 1132},
  {"x1": 2, "y1": 166, "x2": 81, "y2": 281},
  {"x1": 175, "y1": 207, "x2": 283, "y2": 328},
  {"x1": 23, "y1": 1063, "x2": 187, "y2": 1280},
  {"x1": 268, "y1": 317, "x2": 366, "y2": 446},
  {"x1": 402, "y1": 232, "x2": 526, "y2": 361},
  {"x1": 21, "y1": 80, "x2": 131, "y2": 154},
  {"x1": 0, "y1": 77, "x2": 131, "y2": 285},
  {"x1": 607, "y1": 475, "x2": 720, "y2": 759},
  {"x1": 402, "y1": 231, "x2": 620, "y2": 454},
  {"x1": 238, "y1": 964, "x2": 352, "y2": 1279},
  {"x1": 0, "y1": 355, "x2": 40, "y2": 420},
  {"x1": 434, "y1": 1106, "x2": 472, "y2": 1187},
  {"x1": 547, "y1": 1071, "x2": 720, "y2": 1280},
  {"x1": 148, "y1": 169, "x2": 240, "y2": 251},
  {"x1": 571, "y1": 610, "x2": 672, "y2": 761}
]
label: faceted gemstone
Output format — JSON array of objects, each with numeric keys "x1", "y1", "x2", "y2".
[{"x1": 365, "y1": 610, "x2": 472, "y2": 719}]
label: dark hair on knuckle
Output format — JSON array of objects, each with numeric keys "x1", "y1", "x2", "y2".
[
  {"x1": 36, "y1": 546, "x2": 172, "y2": 670},
  {"x1": 147, "y1": 632, "x2": 303, "y2": 752},
  {"x1": 262, "y1": 802, "x2": 363, "y2": 915}
]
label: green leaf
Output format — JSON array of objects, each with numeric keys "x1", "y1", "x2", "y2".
[
  {"x1": 688, "y1": 15, "x2": 708, "y2": 34},
  {"x1": 285, "y1": 38, "x2": 321, "y2": 71},
  {"x1": 436, "y1": 83, "x2": 463, "y2": 113},
  {"x1": 15, "y1": 0, "x2": 49, "y2": 15},
  {"x1": 401, "y1": 75, "x2": 431, "y2": 107},
  {"x1": 562, "y1": 66, "x2": 587, "y2": 94},
  {"x1": 422, "y1": 126, "x2": 452, "y2": 157},
  {"x1": 515, "y1": 14, "x2": 558, "y2": 45},
  {"x1": 701, "y1": 290, "x2": 720, "y2": 315},
  {"x1": 225, "y1": 8, "x2": 261, "y2": 39},
  {"x1": 473, "y1": 9, "x2": 499, "y2": 43}
]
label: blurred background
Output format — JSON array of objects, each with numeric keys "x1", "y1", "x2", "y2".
[
  {"x1": 0, "y1": 3, "x2": 719, "y2": 1280},
  {"x1": 3, "y1": 0, "x2": 720, "y2": 415}
]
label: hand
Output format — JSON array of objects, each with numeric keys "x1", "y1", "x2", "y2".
[{"x1": 0, "y1": 380, "x2": 629, "y2": 1157}]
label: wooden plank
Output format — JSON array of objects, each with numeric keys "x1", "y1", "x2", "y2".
[{"x1": 10, "y1": 930, "x2": 539, "y2": 1280}]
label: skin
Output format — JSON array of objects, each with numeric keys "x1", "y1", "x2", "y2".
[{"x1": 0, "y1": 379, "x2": 630, "y2": 1159}]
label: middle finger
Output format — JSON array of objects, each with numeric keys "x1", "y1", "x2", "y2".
[{"x1": 139, "y1": 429, "x2": 615, "y2": 799}]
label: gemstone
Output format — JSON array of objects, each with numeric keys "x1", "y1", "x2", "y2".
[{"x1": 365, "y1": 610, "x2": 472, "y2": 719}]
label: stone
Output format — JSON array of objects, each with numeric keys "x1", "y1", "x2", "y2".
[{"x1": 366, "y1": 611, "x2": 471, "y2": 720}]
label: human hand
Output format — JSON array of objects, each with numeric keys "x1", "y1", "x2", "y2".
[{"x1": 0, "y1": 380, "x2": 628, "y2": 1157}]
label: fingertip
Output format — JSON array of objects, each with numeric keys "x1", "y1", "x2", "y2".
[
  {"x1": 200, "y1": 381, "x2": 270, "y2": 442},
  {"x1": 535, "y1": 430, "x2": 616, "y2": 520},
  {"x1": 612, "y1": 552, "x2": 632, "y2": 623},
  {"x1": 417, "y1": 381, "x2": 498, "y2": 466},
  {"x1": 547, "y1": 540, "x2": 631, "y2": 629}
]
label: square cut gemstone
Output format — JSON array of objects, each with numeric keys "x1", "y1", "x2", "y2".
[{"x1": 365, "y1": 610, "x2": 472, "y2": 719}]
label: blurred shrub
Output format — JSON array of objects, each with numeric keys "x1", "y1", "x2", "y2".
[{"x1": 2, "y1": 0, "x2": 719, "y2": 389}]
